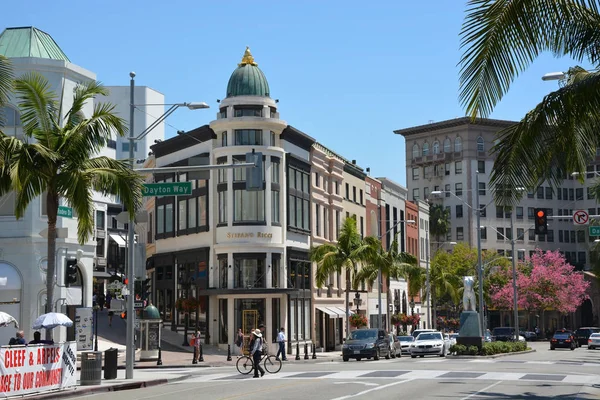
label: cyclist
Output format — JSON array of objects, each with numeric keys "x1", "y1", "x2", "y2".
[{"x1": 251, "y1": 329, "x2": 265, "y2": 378}]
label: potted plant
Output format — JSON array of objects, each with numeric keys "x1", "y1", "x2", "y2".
[{"x1": 349, "y1": 313, "x2": 368, "y2": 328}]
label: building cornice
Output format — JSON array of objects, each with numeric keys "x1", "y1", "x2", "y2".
[
  {"x1": 151, "y1": 125, "x2": 216, "y2": 158},
  {"x1": 393, "y1": 117, "x2": 516, "y2": 137},
  {"x1": 281, "y1": 125, "x2": 315, "y2": 151}
]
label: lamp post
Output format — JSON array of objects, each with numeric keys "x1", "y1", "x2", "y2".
[
  {"x1": 354, "y1": 292, "x2": 362, "y2": 314},
  {"x1": 409, "y1": 299, "x2": 415, "y2": 315},
  {"x1": 125, "y1": 72, "x2": 209, "y2": 379},
  {"x1": 94, "y1": 304, "x2": 99, "y2": 352}
]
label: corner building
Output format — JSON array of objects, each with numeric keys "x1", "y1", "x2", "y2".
[{"x1": 150, "y1": 48, "x2": 314, "y2": 352}]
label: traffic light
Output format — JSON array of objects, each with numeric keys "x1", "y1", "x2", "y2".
[
  {"x1": 534, "y1": 208, "x2": 548, "y2": 235},
  {"x1": 65, "y1": 258, "x2": 78, "y2": 286},
  {"x1": 245, "y1": 150, "x2": 263, "y2": 191},
  {"x1": 123, "y1": 278, "x2": 129, "y2": 285},
  {"x1": 120, "y1": 311, "x2": 127, "y2": 319},
  {"x1": 143, "y1": 278, "x2": 151, "y2": 299}
]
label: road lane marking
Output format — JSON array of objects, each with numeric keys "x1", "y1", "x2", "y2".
[
  {"x1": 219, "y1": 380, "x2": 309, "y2": 400},
  {"x1": 460, "y1": 381, "x2": 502, "y2": 400},
  {"x1": 328, "y1": 379, "x2": 415, "y2": 400},
  {"x1": 333, "y1": 381, "x2": 378, "y2": 386}
]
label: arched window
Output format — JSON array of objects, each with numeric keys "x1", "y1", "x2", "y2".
[
  {"x1": 477, "y1": 136, "x2": 484, "y2": 152},
  {"x1": 454, "y1": 136, "x2": 462, "y2": 152},
  {"x1": 0, "y1": 106, "x2": 21, "y2": 126},
  {"x1": 422, "y1": 142, "x2": 429, "y2": 156},
  {"x1": 412, "y1": 144, "x2": 420, "y2": 159},
  {"x1": 444, "y1": 138, "x2": 451, "y2": 153},
  {"x1": 432, "y1": 141, "x2": 440, "y2": 154}
]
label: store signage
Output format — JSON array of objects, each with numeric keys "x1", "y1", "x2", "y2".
[
  {"x1": 226, "y1": 232, "x2": 273, "y2": 239},
  {"x1": 0, "y1": 342, "x2": 77, "y2": 396},
  {"x1": 75, "y1": 307, "x2": 93, "y2": 351}
]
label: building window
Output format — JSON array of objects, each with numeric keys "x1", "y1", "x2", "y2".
[
  {"x1": 412, "y1": 144, "x2": 420, "y2": 159},
  {"x1": 477, "y1": 136, "x2": 484, "y2": 152},
  {"x1": 218, "y1": 256, "x2": 228, "y2": 289},
  {"x1": 360, "y1": 216, "x2": 364, "y2": 238},
  {"x1": 217, "y1": 157, "x2": 228, "y2": 183},
  {"x1": 479, "y1": 205, "x2": 486, "y2": 218},
  {"x1": 480, "y1": 227, "x2": 487, "y2": 240},
  {"x1": 444, "y1": 138, "x2": 451, "y2": 153},
  {"x1": 315, "y1": 204, "x2": 320, "y2": 236},
  {"x1": 454, "y1": 137, "x2": 462, "y2": 152},
  {"x1": 516, "y1": 207, "x2": 523, "y2": 220},
  {"x1": 234, "y1": 257, "x2": 265, "y2": 288},
  {"x1": 455, "y1": 183, "x2": 463, "y2": 196},
  {"x1": 0, "y1": 106, "x2": 21, "y2": 126},
  {"x1": 445, "y1": 163, "x2": 450, "y2": 175},
  {"x1": 157, "y1": 205, "x2": 164, "y2": 234},
  {"x1": 517, "y1": 228, "x2": 524, "y2": 241},
  {"x1": 314, "y1": 172, "x2": 320, "y2": 187},
  {"x1": 529, "y1": 229, "x2": 535, "y2": 240},
  {"x1": 422, "y1": 142, "x2": 429, "y2": 156},
  {"x1": 359, "y1": 190, "x2": 363, "y2": 205},
  {"x1": 457, "y1": 227, "x2": 464, "y2": 241},
  {"x1": 219, "y1": 107, "x2": 227, "y2": 118},
  {"x1": 147, "y1": 212, "x2": 153, "y2": 244},
  {"x1": 270, "y1": 131, "x2": 276, "y2": 146},
  {"x1": 96, "y1": 210, "x2": 105, "y2": 229},
  {"x1": 477, "y1": 160, "x2": 485, "y2": 173},
  {"x1": 528, "y1": 207, "x2": 534, "y2": 220},
  {"x1": 234, "y1": 129, "x2": 263, "y2": 145},
  {"x1": 234, "y1": 106, "x2": 262, "y2": 117},
  {"x1": 234, "y1": 190, "x2": 265, "y2": 223},
  {"x1": 547, "y1": 230, "x2": 554, "y2": 242},
  {"x1": 335, "y1": 181, "x2": 339, "y2": 195},
  {"x1": 272, "y1": 254, "x2": 281, "y2": 288},
  {"x1": 537, "y1": 187, "x2": 544, "y2": 199},
  {"x1": 412, "y1": 168, "x2": 419, "y2": 180},
  {"x1": 218, "y1": 191, "x2": 227, "y2": 224},
  {"x1": 272, "y1": 190, "x2": 280, "y2": 224},
  {"x1": 432, "y1": 141, "x2": 440, "y2": 154},
  {"x1": 496, "y1": 227, "x2": 504, "y2": 240},
  {"x1": 545, "y1": 187, "x2": 553, "y2": 200},
  {"x1": 219, "y1": 299, "x2": 228, "y2": 344},
  {"x1": 456, "y1": 205, "x2": 463, "y2": 218},
  {"x1": 412, "y1": 188, "x2": 419, "y2": 200},
  {"x1": 455, "y1": 161, "x2": 462, "y2": 174},
  {"x1": 353, "y1": 186, "x2": 357, "y2": 202},
  {"x1": 445, "y1": 184, "x2": 450, "y2": 197},
  {"x1": 478, "y1": 182, "x2": 486, "y2": 196},
  {"x1": 335, "y1": 210, "x2": 341, "y2": 239},
  {"x1": 222, "y1": 131, "x2": 227, "y2": 146},
  {"x1": 165, "y1": 203, "x2": 173, "y2": 233},
  {"x1": 345, "y1": 183, "x2": 349, "y2": 199},
  {"x1": 288, "y1": 165, "x2": 310, "y2": 232}
]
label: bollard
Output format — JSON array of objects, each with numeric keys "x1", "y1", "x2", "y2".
[
  {"x1": 295, "y1": 342, "x2": 300, "y2": 360},
  {"x1": 227, "y1": 344, "x2": 232, "y2": 361},
  {"x1": 193, "y1": 346, "x2": 198, "y2": 364},
  {"x1": 304, "y1": 343, "x2": 309, "y2": 359},
  {"x1": 199, "y1": 343, "x2": 204, "y2": 362},
  {"x1": 156, "y1": 346, "x2": 163, "y2": 366},
  {"x1": 312, "y1": 343, "x2": 317, "y2": 359}
]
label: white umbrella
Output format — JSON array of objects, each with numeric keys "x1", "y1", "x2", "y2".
[
  {"x1": 0, "y1": 311, "x2": 18, "y2": 328},
  {"x1": 33, "y1": 312, "x2": 73, "y2": 329}
]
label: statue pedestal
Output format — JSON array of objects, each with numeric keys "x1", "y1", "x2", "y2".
[{"x1": 457, "y1": 311, "x2": 483, "y2": 350}]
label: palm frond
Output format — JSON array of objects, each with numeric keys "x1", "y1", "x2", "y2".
[
  {"x1": 459, "y1": 0, "x2": 596, "y2": 119},
  {"x1": 63, "y1": 81, "x2": 110, "y2": 129},
  {"x1": 490, "y1": 68, "x2": 600, "y2": 205},
  {"x1": 14, "y1": 72, "x2": 59, "y2": 142},
  {"x1": 0, "y1": 56, "x2": 13, "y2": 120}
]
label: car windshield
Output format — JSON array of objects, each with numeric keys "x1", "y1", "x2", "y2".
[
  {"x1": 348, "y1": 330, "x2": 377, "y2": 341},
  {"x1": 398, "y1": 336, "x2": 414, "y2": 342},
  {"x1": 417, "y1": 333, "x2": 442, "y2": 341}
]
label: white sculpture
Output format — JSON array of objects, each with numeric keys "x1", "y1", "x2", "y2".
[{"x1": 462, "y1": 276, "x2": 477, "y2": 312}]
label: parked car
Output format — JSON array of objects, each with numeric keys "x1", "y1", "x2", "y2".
[
  {"x1": 410, "y1": 331, "x2": 448, "y2": 358},
  {"x1": 588, "y1": 333, "x2": 600, "y2": 349},
  {"x1": 575, "y1": 327, "x2": 600, "y2": 347},
  {"x1": 342, "y1": 329, "x2": 392, "y2": 362},
  {"x1": 520, "y1": 330, "x2": 538, "y2": 341},
  {"x1": 388, "y1": 333, "x2": 402, "y2": 358},
  {"x1": 492, "y1": 327, "x2": 516, "y2": 342},
  {"x1": 484, "y1": 329, "x2": 492, "y2": 342},
  {"x1": 397, "y1": 335, "x2": 415, "y2": 355},
  {"x1": 411, "y1": 328, "x2": 436, "y2": 339},
  {"x1": 550, "y1": 329, "x2": 576, "y2": 350}
]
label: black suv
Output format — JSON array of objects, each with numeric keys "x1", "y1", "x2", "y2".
[
  {"x1": 342, "y1": 329, "x2": 391, "y2": 362},
  {"x1": 574, "y1": 327, "x2": 600, "y2": 346},
  {"x1": 550, "y1": 329, "x2": 576, "y2": 350},
  {"x1": 492, "y1": 327, "x2": 516, "y2": 342}
]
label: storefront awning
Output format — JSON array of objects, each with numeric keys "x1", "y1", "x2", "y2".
[
  {"x1": 327, "y1": 306, "x2": 348, "y2": 318},
  {"x1": 109, "y1": 234, "x2": 126, "y2": 247},
  {"x1": 316, "y1": 306, "x2": 338, "y2": 317},
  {"x1": 316, "y1": 306, "x2": 347, "y2": 318}
]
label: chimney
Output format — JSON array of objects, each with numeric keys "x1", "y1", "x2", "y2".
[
  {"x1": 366, "y1": 167, "x2": 370, "y2": 174},
  {"x1": 352, "y1": 160, "x2": 356, "y2": 165}
]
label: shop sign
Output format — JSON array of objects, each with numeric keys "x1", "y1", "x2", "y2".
[
  {"x1": 0, "y1": 342, "x2": 77, "y2": 396},
  {"x1": 226, "y1": 232, "x2": 273, "y2": 239},
  {"x1": 75, "y1": 307, "x2": 93, "y2": 351}
]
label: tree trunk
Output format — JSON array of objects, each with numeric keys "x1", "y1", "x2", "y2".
[
  {"x1": 432, "y1": 290, "x2": 437, "y2": 330},
  {"x1": 345, "y1": 275, "x2": 350, "y2": 338},
  {"x1": 46, "y1": 191, "x2": 59, "y2": 341}
]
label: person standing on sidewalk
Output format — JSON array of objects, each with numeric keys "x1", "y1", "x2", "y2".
[
  {"x1": 276, "y1": 327, "x2": 287, "y2": 361},
  {"x1": 235, "y1": 328, "x2": 244, "y2": 356},
  {"x1": 251, "y1": 329, "x2": 264, "y2": 378}
]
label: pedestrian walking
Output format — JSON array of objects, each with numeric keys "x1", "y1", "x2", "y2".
[
  {"x1": 250, "y1": 329, "x2": 264, "y2": 378},
  {"x1": 105, "y1": 292, "x2": 112, "y2": 309},
  {"x1": 108, "y1": 310, "x2": 114, "y2": 327},
  {"x1": 236, "y1": 328, "x2": 244, "y2": 356},
  {"x1": 276, "y1": 327, "x2": 287, "y2": 361},
  {"x1": 98, "y1": 293, "x2": 106, "y2": 311}
]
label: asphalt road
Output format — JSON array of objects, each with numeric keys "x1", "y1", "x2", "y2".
[{"x1": 82, "y1": 342, "x2": 600, "y2": 399}]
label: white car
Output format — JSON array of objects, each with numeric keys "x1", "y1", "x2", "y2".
[
  {"x1": 410, "y1": 331, "x2": 448, "y2": 358},
  {"x1": 588, "y1": 333, "x2": 600, "y2": 349}
]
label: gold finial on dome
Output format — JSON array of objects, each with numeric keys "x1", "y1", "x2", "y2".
[{"x1": 239, "y1": 46, "x2": 258, "y2": 66}]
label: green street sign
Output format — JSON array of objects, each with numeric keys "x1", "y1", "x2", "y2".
[
  {"x1": 590, "y1": 226, "x2": 600, "y2": 236},
  {"x1": 142, "y1": 182, "x2": 192, "y2": 197},
  {"x1": 58, "y1": 206, "x2": 73, "y2": 218}
]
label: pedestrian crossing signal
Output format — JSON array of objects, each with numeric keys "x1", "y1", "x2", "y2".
[
  {"x1": 534, "y1": 208, "x2": 548, "y2": 235},
  {"x1": 120, "y1": 311, "x2": 127, "y2": 319}
]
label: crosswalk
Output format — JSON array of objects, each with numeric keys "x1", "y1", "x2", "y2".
[
  {"x1": 180, "y1": 368, "x2": 598, "y2": 385},
  {"x1": 317, "y1": 358, "x2": 600, "y2": 367}
]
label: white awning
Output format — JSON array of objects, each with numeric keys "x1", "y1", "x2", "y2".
[
  {"x1": 109, "y1": 234, "x2": 126, "y2": 247},
  {"x1": 327, "y1": 306, "x2": 348, "y2": 318},
  {"x1": 316, "y1": 306, "x2": 338, "y2": 317},
  {"x1": 316, "y1": 306, "x2": 347, "y2": 318}
]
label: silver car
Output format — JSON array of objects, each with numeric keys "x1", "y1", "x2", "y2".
[
  {"x1": 397, "y1": 336, "x2": 414, "y2": 355},
  {"x1": 410, "y1": 332, "x2": 448, "y2": 358},
  {"x1": 588, "y1": 333, "x2": 600, "y2": 349}
]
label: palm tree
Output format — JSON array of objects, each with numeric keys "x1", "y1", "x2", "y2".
[
  {"x1": 0, "y1": 72, "x2": 143, "y2": 338},
  {"x1": 429, "y1": 204, "x2": 450, "y2": 251},
  {"x1": 429, "y1": 261, "x2": 460, "y2": 330},
  {"x1": 0, "y1": 55, "x2": 12, "y2": 113},
  {"x1": 311, "y1": 216, "x2": 366, "y2": 336},
  {"x1": 459, "y1": 1, "x2": 600, "y2": 205}
]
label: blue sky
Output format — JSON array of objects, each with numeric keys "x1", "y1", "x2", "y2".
[{"x1": 3, "y1": 1, "x2": 581, "y2": 185}]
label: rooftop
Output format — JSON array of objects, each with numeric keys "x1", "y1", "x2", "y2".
[
  {"x1": 393, "y1": 117, "x2": 516, "y2": 137},
  {"x1": 0, "y1": 26, "x2": 70, "y2": 62}
]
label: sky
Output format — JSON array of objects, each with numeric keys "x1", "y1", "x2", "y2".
[{"x1": 2, "y1": 1, "x2": 582, "y2": 186}]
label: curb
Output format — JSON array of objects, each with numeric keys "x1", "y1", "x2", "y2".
[
  {"x1": 18, "y1": 375, "x2": 191, "y2": 400},
  {"x1": 446, "y1": 348, "x2": 536, "y2": 359}
]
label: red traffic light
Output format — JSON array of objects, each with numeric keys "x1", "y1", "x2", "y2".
[
  {"x1": 124, "y1": 278, "x2": 129, "y2": 285},
  {"x1": 536, "y1": 210, "x2": 545, "y2": 218}
]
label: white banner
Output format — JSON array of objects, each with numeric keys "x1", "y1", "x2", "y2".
[
  {"x1": 76, "y1": 307, "x2": 94, "y2": 351},
  {"x1": 0, "y1": 342, "x2": 77, "y2": 396}
]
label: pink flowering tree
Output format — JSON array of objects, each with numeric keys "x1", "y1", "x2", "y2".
[{"x1": 490, "y1": 250, "x2": 589, "y2": 331}]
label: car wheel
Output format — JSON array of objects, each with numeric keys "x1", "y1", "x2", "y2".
[
  {"x1": 385, "y1": 350, "x2": 390, "y2": 360},
  {"x1": 420, "y1": 355, "x2": 425, "y2": 358},
  {"x1": 589, "y1": 346, "x2": 594, "y2": 350},
  {"x1": 343, "y1": 356, "x2": 349, "y2": 362},
  {"x1": 550, "y1": 347, "x2": 555, "y2": 350},
  {"x1": 571, "y1": 345, "x2": 575, "y2": 351},
  {"x1": 356, "y1": 358, "x2": 361, "y2": 361},
  {"x1": 411, "y1": 355, "x2": 417, "y2": 358},
  {"x1": 374, "y1": 350, "x2": 380, "y2": 361}
]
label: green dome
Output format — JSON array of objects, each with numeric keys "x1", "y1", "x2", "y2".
[
  {"x1": 143, "y1": 304, "x2": 161, "y2": 319},
  {"x1": 226, "y1": 47, "x2": 270, "y2": 98}
]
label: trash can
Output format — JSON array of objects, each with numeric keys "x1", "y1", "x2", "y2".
[
  {"x1": 104, "y1": 348, "x2": 118, "y2": 380},
  {"x1": 80, "y1": 351, "x2": 102, "y2": 386}
]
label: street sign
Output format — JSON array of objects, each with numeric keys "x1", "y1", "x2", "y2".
[
  {"x1": 573, "y1": 210, "x2": 589, "y2": 225},
  {"x1": 39, "y1": 228, "x2": 68, "y2": 238},
  {"x1": 142, "y1": 182, "x2": 192, "y2": 197},
  {"x1": 58, "y1": 206, "x2": 73, "y2": 218},
  {"x1": 134, "y1": 301, "x2": 144, "y2": 309},
  {"x1": 590, "y1": 226, "x2": 600, "y2": 236}
]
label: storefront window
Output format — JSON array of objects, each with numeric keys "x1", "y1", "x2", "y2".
[
  {"x1": 219, "y1": 299, "x2": 228, "y2": 344},
  {"x1": 272, "y1": 254, "x2": 280, "y2": 288},
  {"x1": 271, "y1": 298, "x2": 280, "y2": 343},
  {"x1": 219, "y1": 256, "x2": 228, "y2": 289},
  {"x1": 234, "y1": 257, "x2": 266, "y2": 288},
  {"x1": 235, "y1": 298, "x2": 265, "y2": 337}
]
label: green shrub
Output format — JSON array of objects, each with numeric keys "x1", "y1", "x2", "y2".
[
  {"x1": 467, "y1": 345, "x2": 479, "y2": 355},
  {"x1": 450, "y1": 344, "x2": 466, "y2": 355}
]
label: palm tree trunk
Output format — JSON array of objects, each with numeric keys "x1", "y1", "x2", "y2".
[
  {"x1": 46, "y1": 191, "x2": 59, "y2": 341},
  {"x1": 345, "y1": 275, "x2": 350, "y2": 337},
  {"x1": 432, "y1": 290, "x2": 437, "y2": 330}
]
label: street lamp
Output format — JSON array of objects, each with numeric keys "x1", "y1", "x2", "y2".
[
  {"x1": 125, "y1": 72, "x2": 209, "y2": 380},
  {"x1": 409, "y1": 299, "x2": 415, "y2": 315},
  {"x1": 541, "y1": 71, "x2": 566, "y2": 81},
  {"x1": 354, "y1": 292, "x2": 362, "y2": 314}
]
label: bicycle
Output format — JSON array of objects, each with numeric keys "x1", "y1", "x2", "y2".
[{"x1": 236, "y1": 352, "x2": 282, "y2": 375}]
